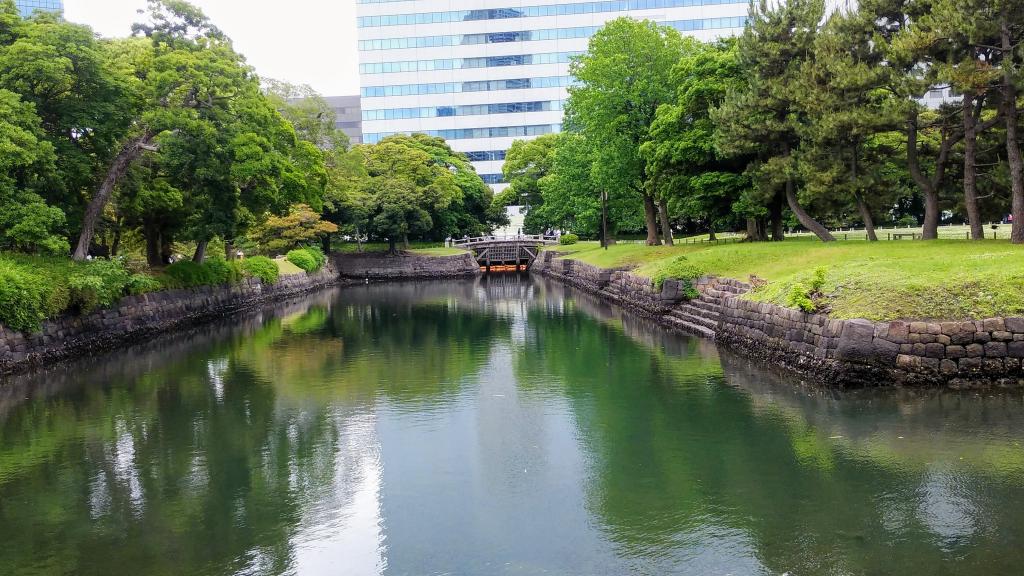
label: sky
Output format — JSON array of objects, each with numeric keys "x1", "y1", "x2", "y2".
[{"x1": 64, "y1": 0, "x2": 361, "y2": 96}]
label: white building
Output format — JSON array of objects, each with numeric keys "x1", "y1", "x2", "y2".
[{"x1": 356, "y1": 0, "x2": 749, "y2": 192}]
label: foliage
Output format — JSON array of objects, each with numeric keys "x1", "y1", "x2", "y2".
[
  {"x1": 127, "y1": 273, "x2": 163, "y2": 294},
  {"x1": 649, "y1": 255, "x2": 706, "y2": 290},
  {"x1": 286, "y1": 248, "x2": 317, "y2": 272},
  {"x1": 251, "y1": 203, "x2": 338, "y2": 254},
  {"x1": 241, "y1": 255, "x2": 279, "y2": 284},
  {"x1": 558, "y1": 234, "x2": 579, "y2": 245},
  {"x1": 0, "y1": 259, "x2": 50, "y2": 331}
]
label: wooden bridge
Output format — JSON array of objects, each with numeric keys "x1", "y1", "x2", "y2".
[{"x1": 452, "y1": 234, "x2": 559, "y2": 271}]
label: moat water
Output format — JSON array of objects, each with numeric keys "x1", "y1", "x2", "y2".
[{"x1": 2, "y1": 276, "x2": 1024, "y2": 575}]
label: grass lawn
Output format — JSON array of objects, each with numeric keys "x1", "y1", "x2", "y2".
[
  {"x1": 274, "y1": 257, "x2": 305, "y2": 275},
  {"x1": 550, "y1": 239, "x2": 1024, "y2": 321},
  {"x1": 408, "y1": 246, "x2": 467, "y2": 256}
]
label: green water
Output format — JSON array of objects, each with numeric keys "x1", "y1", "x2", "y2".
[{"x1": 1, "y1": 276, "x2": 1024, "y2": 576}]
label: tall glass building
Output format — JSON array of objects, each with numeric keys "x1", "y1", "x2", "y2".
[
  {"x1": 357, "y1": 0, "x2": 748, "y2": 190},
  {"x1": 14, "y1": 0, "x2": 63, "y2": 18}
]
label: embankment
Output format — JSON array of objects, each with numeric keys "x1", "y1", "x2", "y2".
[
  {"x1": 1, "y1": 251, "x2": 480, "y2": 376},
  {"x1": 532, "y1": 251, "x2": 1024, "y2": 388}
]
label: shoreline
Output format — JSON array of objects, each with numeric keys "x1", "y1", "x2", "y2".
[
  {"x1": 0, "y1": 251, "x2": 482, "y2": 377},
  {"x1": 531, "y1": 251, "x2": 1024, "y2": 389}
]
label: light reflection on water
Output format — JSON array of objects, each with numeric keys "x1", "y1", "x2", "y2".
[{"x1": 0, "y1": 275, "x2": 1023, "y2": 575}]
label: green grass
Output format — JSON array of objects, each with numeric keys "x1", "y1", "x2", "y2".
[
  {"x1": 275, "y1": 257, "x2": 305, "y2": 275},
  {"x1": 550, "y1": 239, "x2": 1024, "y2": 321},
  {"x1": 408, "y1": 246, "x2": 467, "y2": 256}
]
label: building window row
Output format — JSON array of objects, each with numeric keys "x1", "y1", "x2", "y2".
[
  {"x1": 357, "y1": 0, "x2": 744, "y2": 27},
  {"x1": 362, "y1": 76, "x2": 573, "y2": 98},
  {"x1": 359, "y1": 17, "x2": 746, "y2": 51},
  {"x1": 365, "y1": 124, "x2": 561, "y2": 144},
  {"x1": 363, "y1": 100, "x2": 564, "y2": 121},
  {"x1": 359, "y1": 51, "x2": 579, "y2": 74},
  {"x1": 463, "y1": 150, "x2": 508, "y2": 162},
  {"x1": 480, "y1": 174, "x2": 506, "y2": 184}
]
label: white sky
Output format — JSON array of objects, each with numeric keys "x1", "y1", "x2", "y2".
[{"x1": 64, "y1": 0, "x2": 360, "y2": 96}]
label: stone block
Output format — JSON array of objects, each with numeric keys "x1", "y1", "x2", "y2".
[
  {"x1": 926, "y1": 322, "x2": 942, "y2": 335},
  {"x1": 966, "y1": 343, "x2": 985, "y2": 358},
  {"x1": 959, "y1": 357, "x2": 983, "y2": 371},
  {"x1": 1006, "y1": 357, "x2": 1021, "y2": 371},
  {"x1": 946, "y1": 345, "x2": 966, "y2": 359},
  {"x1": 940, "y1": 359, "x2": 959, "y2": 375},
  {"x1": 983, "y1": 318, "x2": 1006, "y2": 332},
  {"x1": 924, "y1": 343, "x2": 946, "y2": 358},
  {"x1": 872, "y1": 338, "x2": 901, "y2": 364},
  {"x1": 911, "y1": 343, "x2": 927, "y2": 356},
  {"x1": 939, "y1": 321, "x2": 961, "y2": 335},
  {"x1": 1004, "y1": 317, "x2": 1024, "y2": 333},
  {"x1": 993, "y1": 331, "x2": 1013, "y2": 342},
  {"x1": 985, "y1": 341, "x2": 1008, "y2": 357},
  {"x1": 908, "y1": 333, "x2": 921, "y2": 344},
  {"x1": 834, "y1": 319, "x2": 879, "y2": 363},
  {"x1": 936, "y1": 334, "x2": 951, "y2": 345},
  {"x1": 1008, "y1": 341, "x2": 1024, "y2": 358},
  {"x1": 984, "y1": 358, "x2": 1005, "y2": 373},
  {"x1": 974, "y1": 332, "x2": 992, "y2": 343},
  {"x1": 950, "y1": 332, "x2": 974, "y2": 345},
  {"x1": 887, "y1": 321, "x2": 909, "y2": 343},
  {"x1": 909, "y1": 321, "x2": 927, "y2": 333}
]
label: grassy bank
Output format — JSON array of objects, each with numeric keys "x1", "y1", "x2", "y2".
[{"x1": 551, "y1": 240, "x2": 1024, "y2": 321}]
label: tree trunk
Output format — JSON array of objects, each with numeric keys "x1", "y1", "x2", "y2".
[
  {"x1": 906, "y1": 108, "x2": 949, "y2": 240},
  {"x1": 963, "y1": 93, "x2": 984, "y2": 240},
  {"x1": 321, "y1": 234, "x2": 332, "y2": 254},
  {"x1": 73, "y1": 130, "x2": 156, "y2": 260},
  {"x1": 708, "y1": 229, "x2": 716, "y2": 241},
  {"x1": 657, "y1": 198, "x2": 673, "y2": 246},
  {"x1": 225, "y1": 240, "x2": 235, "y2": 260},
  {"x1": 192, "y1": 239, "x2": 208, "y2": 263},
  {"x1": 110, "y1": 227, "x2": 121, "y2": 257},
  {"x1": 746, "y1": 217, "x2": 768, "y2": 242},
  {"x1": 785, "y1": 178, "x2": 835, "y2": 242},
  {"x1": 770, "y1": 192, "x2": 785, "y2": 241},
  {"x1": 402, "y1": 234, "x2": 409, "y2": 250},
  {"x1": 1003, "y1": 18, "x2": 1024, "y2": 243},
  {"x1": 388, "y1": 238, "x2": 397, "y2": 254},
  {"x1": 642, "y1": 194, "x2": 661, "y2": 245},
  {"x1": 145, "y1": 224, "x2": 162, "y2": 267},
  {"x1": 855, "y1": 193, "x2": 878, "y2": 241},
  {"x1": 161, "y1": 234, "x2": 173, "y2": 265}
]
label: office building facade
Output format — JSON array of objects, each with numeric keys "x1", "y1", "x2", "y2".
[
  {"x1": 357, "y1": 0, "x2": 748, "y2": 190},
  {"x1": 14, "y1": 0, "x2": 62, "y2": 18},
  {"x1": 325, "y1": 95, "x2": 364, "y2": 145}
]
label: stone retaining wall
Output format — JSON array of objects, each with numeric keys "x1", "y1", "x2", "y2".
[
  {"x1": 334, "y1": 251, "x2": 480, "y2": 279},
  {"x1": 535, "y1": 253, "x2": 1024, "y2": 388},
  {"x1": 0, "y1": 265, "x2": 340, "y2": 376}
]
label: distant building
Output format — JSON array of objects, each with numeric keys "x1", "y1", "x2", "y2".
[
  {"x1": 325, "y1": 95, "x2": 363, "y2": 146},
  {"x1": 14, "y1": 0, "x2": 62, "y2": 18},
  {"x1": 356, "y1": 0, "x2": 748, "y2": 191}
]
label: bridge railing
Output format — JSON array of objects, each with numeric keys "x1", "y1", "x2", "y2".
[{"x1": 451, "y1": 234, "x2": 559, "y2": 247}]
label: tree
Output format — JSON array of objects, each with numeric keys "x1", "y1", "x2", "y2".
[
  {"x1": 643, "y1": 39, "x2": 751, "y2": 241},
  {"x1": 498, "y1": 134, "x2": 559, "y2": 231},
  {"x1": 715, "y1": 0, "x2": 837, "y2": 242},
  {"x1": 359, "y1": 135, "x2": 460, "y2": 253},
  {"x1": 250, "y1": 203, "x2": 338, "y2": 254},
  {"x1": 70, "y1": 0, "x2": 256, "y2": 260},
  {"x1": 566, "y1": 18, "x2": 686, "y2": 245}
]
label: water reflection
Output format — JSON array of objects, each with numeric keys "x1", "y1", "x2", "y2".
[{"x1": 0, "y1": 277, "x2": 1023, "y2": 575}]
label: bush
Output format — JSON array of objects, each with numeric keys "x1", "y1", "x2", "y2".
[
  {"x1": 127, "y1": 273, "x2": 163, "y2": 294},
  {"x1": 0, "y1": 262, "x2": 49, "y2": 332},
  {"x1": 162, "y1": 261, "x2": 218, "y2": 288},
  {"x1": 651, "y1": 255, "x2": 706, "y2": 290},
  {"x1": 203, "y1": 258, "x2": 243, "y2": 285},
  {"x1": 306, "y1": 245, "x2": 327, "y2": 269},
  {"x1": 559, "y1": 233, "x2": 579, "y2": 245},
  {"x1": 786, "y1": 283, "x2": 816, "y2": 312},
  {"x1": 241, "y1": 256, "x2": 279, "y2": 284},
  {"x1": 286, "y1": 248, "x2": 318, "y2": 272}
]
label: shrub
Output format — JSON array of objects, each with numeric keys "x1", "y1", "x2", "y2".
[
  {"x1": 286, "y1": 248, "x2": 318, "y2": 272},
  {"x1": 559, "y1": 233, "x2": 579, "y2": 245},
  {"x1": 786, "y1": 283, "x2": 816, "y2": 313},
  {"x1": 127, "y1": 273, "x2": 163, "y2": 294},
  {"x1": 66, "y1": 259, "x2": 132, "y2": 313},
  {"x1": 241, "y1": 256, "x2": 279, "y2": 284},
  {"x1": 306, "y1": 245, "x2": 327, "y2": 269},
  {"x1": 0, "y1": 262, "x2": 49, "y2": 332},
  {"x1": 162, "y1": 261, "x2": 217, "y2": 288},
  {"x1": 651, "y1": 255, "x2": 706, "y2": 290},
  {"x1": 203, "y1": 258, "x2": 243, "y2": 285}
]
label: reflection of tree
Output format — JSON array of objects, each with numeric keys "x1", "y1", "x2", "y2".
[
  {"x1": 519, "y1": 289, "x2": 1024, "y2": 576},
  {"x1": 0, "y1": 283, "x2": 507, "y2": 575}
]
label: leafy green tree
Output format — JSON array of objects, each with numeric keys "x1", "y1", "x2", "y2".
[
  {"x1": 643, "y1": 39, "x2": 750, "y2": 241},
  {"x1": 498, "y1": 134, "x2": 559, "y2": 231},
  {"x1": 714, "y1": 0, "x2": 836, "y2": 242},
  {"x1": 250, "y1": 203, "x2": 338, "y2": 254},
  {"x1": 566, "y1": 18, "x2": 686, "y2": 245},
  {"x1": 359, "y1": 135, "x2": 459, "y2": 252}
]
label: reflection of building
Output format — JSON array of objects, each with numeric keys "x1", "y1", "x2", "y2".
[
  {"x1": 356, "y1": 0, "x2": 748, "y2": 191},
  {"x1": 325, "y1": 95, "x2": 363, "y2": 145},
  {"x1": 14, "y1": 0, "x2": 62, "y2": 17}
]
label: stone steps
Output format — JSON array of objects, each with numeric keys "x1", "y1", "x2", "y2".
[
  {"x1": 662, "y1": 315, "x2": 716, "y2": 339},
  {"x1": 662, "y1": 277, "x2": 752, "y2": 341}
]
